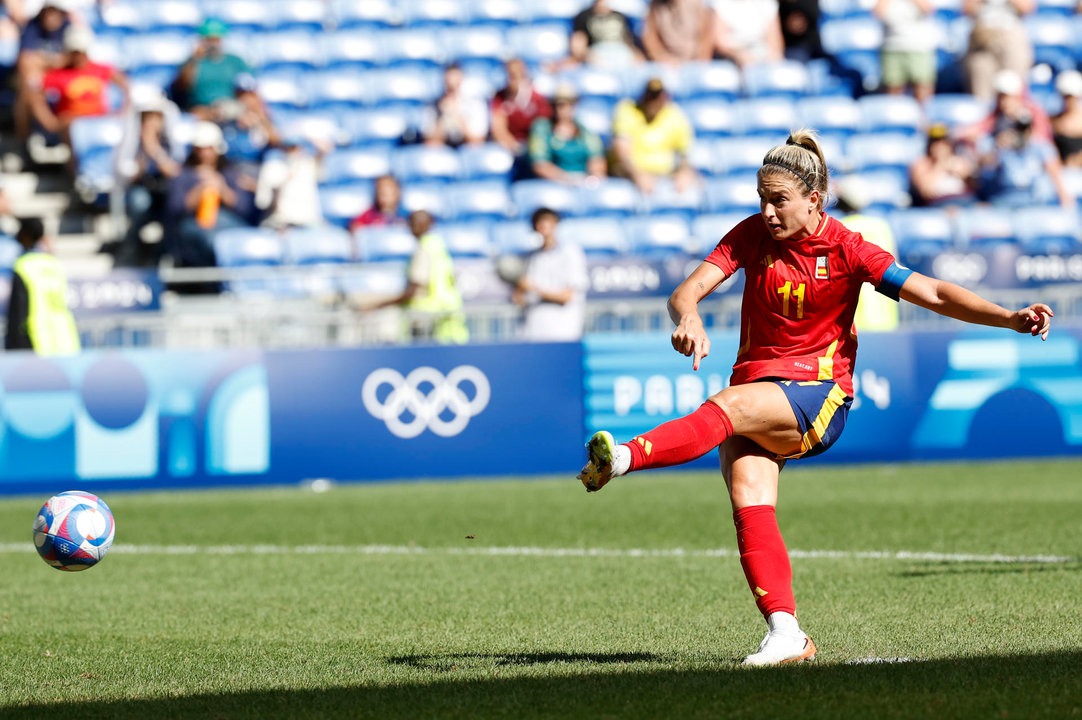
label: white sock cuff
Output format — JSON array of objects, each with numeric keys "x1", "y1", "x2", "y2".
[
  {"x1": 612, "y1": 444, "x2": 631, "y2": 477},
  {"x1": 766, "y1": 611, "x2": 801, "y2": 634}
]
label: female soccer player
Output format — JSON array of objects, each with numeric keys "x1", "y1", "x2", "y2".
[{"x1": 577, "y1": 129, "x2": 1055, "y2": 666}]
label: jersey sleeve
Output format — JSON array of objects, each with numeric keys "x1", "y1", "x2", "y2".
[
  {"x1": 703, "y1": 216, "x2": 756, "y2": 275},
  {"x1": 850, "y1": 235, "x2": 912, "y2": 301}
]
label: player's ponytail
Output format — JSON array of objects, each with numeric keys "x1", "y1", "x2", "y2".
[{"x1": 758, "y1": 128, "x2": 830, "y2": 210}]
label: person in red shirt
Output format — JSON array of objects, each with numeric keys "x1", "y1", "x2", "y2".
[
  {"x1": 348, "y1": 175, "x2": 407, "y2": 233},
  {"x1": 29, "y1": 24, "x2": 128, "y2": 137},
  {"x1": 490, "y1": 58, "x2": 552, "y2": 173},
  {"x1": 577, "y1": 129, "x2": 1055, "y2": 667}
]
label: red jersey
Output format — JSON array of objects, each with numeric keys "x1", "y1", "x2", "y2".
[
  {"x1": 42, "y1": 62, "x2": 113, "y2": 117},
  {"x1": 491, "y1": 85, "x2": 552, "y2": 142},
  {"x1": 705, "y1": 213, "x2": 898, "y2": 396}
]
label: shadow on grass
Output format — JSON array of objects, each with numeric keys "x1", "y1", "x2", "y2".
[
  {"x1": 896, "y1": 561, "x2": 1082, "y2": 578},
  {"x1": 387, "y1": 651, "x2": 663, "y2": 671},
  {"x1": 3, "y1": 650, "x2": 1080, "y2": 719}
]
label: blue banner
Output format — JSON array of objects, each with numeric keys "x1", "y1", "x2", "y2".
[{"x1": 0, "y1": 269, "x2": 161, "y2": 317}]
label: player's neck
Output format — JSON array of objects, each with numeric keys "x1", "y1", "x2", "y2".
[{"x1": 790, "y1": 212, "x2": 823, "y2": 241}]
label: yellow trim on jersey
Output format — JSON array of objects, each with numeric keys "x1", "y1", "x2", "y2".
[
  {"x1": 817, "y1": 340, "x2": 839, "y2": 381},
  {"x1": 737, "y1": 321, "x2": 751, "y2": 357}
]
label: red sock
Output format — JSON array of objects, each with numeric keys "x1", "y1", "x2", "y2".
[
  {"x1": 733, "y1": 505, "x2": 796, "y2": 618},
  {"x1": 624, "y1": 401, "x2": 733, "y2": 472}
]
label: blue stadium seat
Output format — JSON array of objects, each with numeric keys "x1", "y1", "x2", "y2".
[
  {"x1": 733, "y1": 98, "x2": 798, "y2": 138},
  {"x1": 687, "y1": 140, "x2": 719, "y2": 176},
  {"x1": 465, "y1": 0, "x2": 524, "y2": 27},
  {"x1": 581, "y1": 178, "x2": 642, "y2": 217},
  {"x1": 834, "y1": 171, "x2": 909, "y2": 213},
  {"x1": 609, "y1": 0, "x2": 647, "y2": 18},
  {"x1": 641, "y1": 178, "x2": 705, "y2": 218},
  {"x1": 69, "y1": 114, "x2": 126, "y2": 160},
  {"x1": 323, "y1": 31, "x2": 383, "y2": 69},
  {"x1": 122, "y1": 33, "x2": 195, "y2": 72},
  {"x1": 797, "y1": 96, "x2": 862, "y2": 139},
  {"x1": 521, "y1": 0, "x2": 586, "y2": 23},
  {"x1": 214, "y1": 228, "x2": 285, "y2": 267},
  {"x1": 574, "y1": 98, "x2": 616, "y2": 142},
  {"x1": 675, "y1": 61, "x2": 742, "y2": 101},
  {"x1": 381, "y1": 29, "x2": 446, "y2": 69},
  {"x1": 401, "y1": 181, "x2": 452, "y2": 218},
  {"x1": 847, "y1": 132, "x2": 924, "y2": 174},
  {"x1": 1025, "y1": 13, "x2": 1077, "y2": 70},
  {"x1": 98, "y1": 1, "x2": 143, "y2": 32},
  {"x1": 511, "y1": 179, "x2": 580, "y2": 217},
  {"x1": 558, "y1": 217, "x2": 630, "y2": 255},
  {"x1": 712, "y1": 135, "x2": 774, "y2": 175},
  {"x1": 278, "y1": 113, "x2": 345, "y2": 147},
  {"x1": 356, "y1": 226, "x2": 417, "y2": 262},
  {"x1": 459, "y1": 142, "x2": 515, "y2": 181},
  {"x1": 441, "y1": 221, "x2": 495, "y2": 258},
  {"x1": 560, "y1": 66, "x2": 628, "y2": 102},
  {"x1": 506, "y1": 23, "x2": 571, "y2": 65},
  {"x1": 363, "y1": 68, "x2": 442, "y2": 107},
  {"x1": 444, "y1": 181, "x2": 514, "y2": 221},
  {"x1": 821, "y1": 17, "x2": 884, "y2": 90},
  {"x1": 321, "y1": 147, "x2": 393, "y2": 186},
  {"x1": 108, "y1": 0, "x2": 204, "y2": 32},
  {"x1": 202, "y1": 0, "x2": 273, "y2": 32},
  {"x1": 704, "y1": 177, "x2": 760, "y2": 214},
  {"x1": 319, "y1": 182, "x2": 374, "y2": 227},
  {"x1": 625, "y1": 215, "x2": 695, "y2": 255},
  {"x1": 257, "y1": 71, "x2": 308, "y2": 111},
  {"x1": 692, "y1": 213, "x2": 748, "y2": 248},
  {"x1": 305, "y1": 70, "x2": 367, "y2": 112},
  {"x1": 859, "y1": 94, "x2": 924, "y2": 134},
  {"x1": 491, "y1": 220, "x2": 539, "y2": 253},
  {"x1": 402, "y1": 0, "x2": 467, "y2": 26},
  {"x1": 626, "y1": 64, "x2": 684, "y2": 99},
  {"x1": 889, "y1": 208, "x2": 955, "y2": 258},
  {"x1": 330, "y1": 0, "x2": 399, "y2": 28},
  {"x1": 955, "y1": 206, "x2": 1017, "y2": 248},
  {"x1": 932, "y1": 0, "x2": 963, "y2": 20},
  {"x1": 743, "y1": 61, "x2": 811, "y2": 99},
  {"x1": 1035, "y1": 0, "x2": 1077, "y2": 16},
  {"x1": 924, "y1": 93, "x2": 990, "y2": 129},
  {"x1": 0, "y1": 235, "x2": 19, "y2": 271},
  {"x1": 342, "y1": 108, "x2": 416, "y2": 148},
  {"x1": 392, "y1": 145, "x2": 463, "y2": 183},
  {"x1": 443, "y1": 25, "x2": 507, "y2": 65},
  {"x1": 682, "y1": 98, "x2": 741, "y2": 138},
  {"x1": 1062, "y1": 167, "x2": 1082, "y2": 200},
  {"x1": 268, "y1": 0, "x2": 328, "y2": 31},
  {"x1": 1011, "y1": 206, "x2": 1082, "y2": 254},
  {"x1": 251, "y1": 31, "x2": 322, "y2": 72},
  {"x1": 285, "y1": 226, "x2": 353, "y2": 264}
]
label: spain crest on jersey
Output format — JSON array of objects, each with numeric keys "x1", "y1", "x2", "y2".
[{"x1": 815, "y1": 256, "x2": 829, "y2": 279}]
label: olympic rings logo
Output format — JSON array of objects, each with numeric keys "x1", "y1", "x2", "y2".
[{"x1": 361, "y1": 366, "x2": 491, "y2": 439}]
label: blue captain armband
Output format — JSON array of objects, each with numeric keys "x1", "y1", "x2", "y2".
[{"x1": 875, "y1": 262, "x2": 913, "y2": 301}]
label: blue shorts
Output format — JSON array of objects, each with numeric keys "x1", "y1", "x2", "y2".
[{"x1": 771, "y1": 379, "x2": 852, "y2": 460}]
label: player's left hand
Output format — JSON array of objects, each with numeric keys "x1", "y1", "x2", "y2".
[{"x1": 1009, "y1": 304, "x2": 1054, "y2": 340}]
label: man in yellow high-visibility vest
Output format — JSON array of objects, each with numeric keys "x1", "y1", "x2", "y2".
[{"x1": 5, "y1": 217, "x2": 81, "y2": 355}]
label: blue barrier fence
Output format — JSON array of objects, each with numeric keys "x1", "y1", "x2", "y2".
[{"x1": 1, "y1": 327, "x2": 1080, "y2": 494}]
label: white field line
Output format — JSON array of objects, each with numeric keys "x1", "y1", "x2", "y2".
[{"x1": 0, "y1": 543, "x2": 1073, "y2": 564}]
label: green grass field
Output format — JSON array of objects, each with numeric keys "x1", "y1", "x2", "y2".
[{"x1": 1, "y1": 459, "x2": 1080, "y2": 719}]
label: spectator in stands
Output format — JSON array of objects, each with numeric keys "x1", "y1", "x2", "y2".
[
  {"x1": 513, "y1": 208, "x2": 589, "y2": 342},
  {"x1": 5, "y1": 217, "x2": 80, "y2": 355},
  {"x1": 218, "y1": 73, "x2": 280, "y2": 171},
  {"x1": 909, "y1": 123, "x2": 977, "y2": 206},
  {"x1": 528, "y1": 85, "x2": 607, "y2": 185},
  {"x1": 256, "y1": 134, "x2": 329, "y2": 230},
  {"x1": 112, "y1": 90, "x2": 183, "y2": 267},
  {"x1": 978, "y1": 111, "x2": 1074, "y2": 208},
  {"x1": 348, "y1": 175, "x2": 407, "y2": 232},
  {"x1": 778, "y1": 0, "x2": 823, "y2": 61},
  {"x1": 27, "y1": 25, "x2": 128, "y2": 142},
  {"x1": 834, "y1": 179, "x2": 900, "y2": 332},
  {"x1": 642, "y1": 0, "x2": 716, "y2": 65},
  {"x1": 1052, "y1": 70, "x2": 1082, "y2": 168},
  {"x1": 710, "y1": 0, "x2": 784, "y2": 68},
  {"x1": 491, "y1": 58, "x2": 552, "y2": 177},
  {"x1": 363, "y1": 210, "x2": 469, "y2": 345},
  {"x1": 13, "y1": 0, "x2": 71, "y2": 142},
  {"x1": 875, "y1": 0, "x2": 937, "y2": 104},
  {"x1": 612, "y1": 78, "x2": 697, "y2": 196},
  {"x1": 165, "y1": 121, "x2": 256, "y2": 272},
  {"x1": 962, "y1": 70, "x2": 1052, "y2": 144},
  {"x1": 962, "y1": 0, "x2": 1035, "y2": 101},
  {"x1": 172, "y1": 18, "x2": 250, "y2": 119},
  {"x1": 569, "y1": 0, "x2": 643, "y2": 70},
  {"x1": 422, "y1": 63, "x2": 489, "y2": 148}
]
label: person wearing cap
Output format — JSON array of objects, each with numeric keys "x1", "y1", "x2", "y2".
[
  {"x1": 422, "y1": 63, "x2": 489, "y2": 148},
  {"x1": 490, "y1": 58, "x2": 552, "y2": 163},
  {"x1": 642, "y1": 0, "x2": 716, "y2": 65},
  {"x1": 960, "y1": 69, "x2": 1052, "y2": 146},
  {"x1": 28, "y1": 24, "x2": 128, "y2": 138},
  {"x1": 612, "y1": 78, "x2": 696, "y2": 195},
  {"x1": 172, "y1": 18, "x2": 250, "y2": 118},
  {"x1": 962, "y1": 0, "x2": 1034, "y2": 102},
  {"x1": 165, "y1": 121, "x2": 256, "y2": 275},
  {"x1": 978, "y1": 110, "x2": 1074, "y2": 209},
  {"x1": 528, "y1": 84, "x2": 606, "y2": 185},
  {"x1": 1052, "y1": 70, "x2": 1082, "y2": 168},
  {"x1": 569, "y1": 0, "x2": 642, "y2": 70},
  {"x1": 909, "y1": 123, "x2": 976, "y2": 207},
  {"x1": 13, "y1": 0, "x2": 71, "y2": 141}
]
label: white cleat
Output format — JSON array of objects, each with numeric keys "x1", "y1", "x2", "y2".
[
  {"x1": 742, "y1": 629, "x2": 817, "y2": 666},
  {"x1": 577, "y1": 431, "x2": 617, "y2": 492}
]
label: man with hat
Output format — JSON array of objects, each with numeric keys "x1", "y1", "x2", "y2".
[
  {"x1": 173, "y1": 18, "x2": 250, "y2": 118},
  {"x1": 611, "y1": 77, "x2": 696, "y2": 195}
]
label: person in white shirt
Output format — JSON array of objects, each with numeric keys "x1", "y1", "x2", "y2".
[
  {"x1": 875, "y1": 0, "x2": 937, "y2": 103},
  {"x1": 513, "y1": 208, "x2": 590, "y2": 342},
  {"x1": 710, "y1": 0, "x2": 784, "y2": 68}
]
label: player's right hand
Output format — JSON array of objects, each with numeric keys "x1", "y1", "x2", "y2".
[{"x1": 672, "y1": 317, "x2": 710, "y2": 371}]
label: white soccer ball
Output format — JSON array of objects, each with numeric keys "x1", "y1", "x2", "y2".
[{"x1": 32, "y1": 491, "x2": 116, "y2": 571}]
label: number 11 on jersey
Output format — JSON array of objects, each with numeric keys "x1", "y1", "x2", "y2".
[{"x1": 777, "y1": 281, "x2": 805, "y2": 319}]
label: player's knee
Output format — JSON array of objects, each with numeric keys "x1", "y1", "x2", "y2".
[{"x1": 708, "y1": 386, "x2": 750, "y2": 422}]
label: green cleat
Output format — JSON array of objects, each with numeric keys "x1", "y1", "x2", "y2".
[{"x1": 577, "y1": 430, "x2": 617, "y2": 492}]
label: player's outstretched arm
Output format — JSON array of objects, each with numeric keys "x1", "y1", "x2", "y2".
[
  {"x1": 898, "y1": 271, "x2": 1054, "y2": 340},
  {"x1": 667, "y1": 261, "x2": 728, "y2": 370}
]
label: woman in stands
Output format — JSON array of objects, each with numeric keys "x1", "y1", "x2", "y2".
[{"x1": 577, "y1": 129, "x2": 1054, "y2": 666}]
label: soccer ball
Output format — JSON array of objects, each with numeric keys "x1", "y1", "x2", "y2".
[{"x1": 32, "y1": 491, "x2": 115, "y2": 571}]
